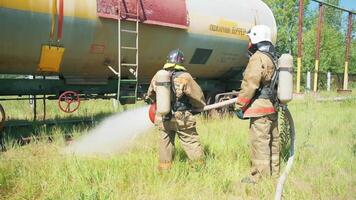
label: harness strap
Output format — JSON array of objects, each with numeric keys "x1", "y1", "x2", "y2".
[
  {"x1": 279, "y1": 67, "x2": 294, "y2": 73},
  {"x1": 170, "y1": 70, "x2": 192, "y2": 112},
  {"x1": 255, "y1": 51, "x2": 279, "y2": 103}
]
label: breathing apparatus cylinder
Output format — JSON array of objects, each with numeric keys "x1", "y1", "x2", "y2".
[
  {"x1": 155, "y1": 70, "x2": 171, "y2": 115},
  {"x1": 278, "y1": 54, "x2": 294, "y2": 104}
]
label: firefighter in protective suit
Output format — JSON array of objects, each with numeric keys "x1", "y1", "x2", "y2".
[
  {"x1": 235, "y1": 25, "x2": 280, "y2": 183},
  {"x1": 146, "y1": 49, "x2": 206, "y2": 171}
]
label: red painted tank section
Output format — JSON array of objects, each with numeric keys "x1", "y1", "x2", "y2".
[{"x1": 97, "y1": 0, "x2": 188, "y2": 29}]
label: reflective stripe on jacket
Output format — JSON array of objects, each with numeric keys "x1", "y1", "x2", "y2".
[{"x1": 236, "y1": 51, "x2": 276, "y2": 118}]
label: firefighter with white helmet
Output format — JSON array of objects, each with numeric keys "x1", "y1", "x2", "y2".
[
  {"x1": 146, "y1": 49, "x2": 206, "y2": 171},
  {"x1": 235, "y1": 25, "x2": 280, "y2": 183}
]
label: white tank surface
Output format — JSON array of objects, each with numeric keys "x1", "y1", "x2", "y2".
[
  {"x1": 155, "y1": 70, "x2": 171, "y2": 115},
  {"x1": 0, "y1": 0, "x2": 277, "y2": 83},
  {"x1": 278, "y1": 54, "x2": 294, "y2": 104}
]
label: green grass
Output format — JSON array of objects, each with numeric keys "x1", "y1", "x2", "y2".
[{"x1": 0, "y1": 93, "x2": 355, "y2": 199}]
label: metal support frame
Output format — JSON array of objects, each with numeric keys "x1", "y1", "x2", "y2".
[
  {"x1": 43, "y1": 76, "x2": 46, "y2": 121},
  {"x1": 311, "y1": 0, "x2": 356, "y2": 14},
  {"x1": 32, "y1": 76, "x2": 47, "y2": 121},
  {"x1": 298, "y1": 0, "x2": 355, "y2": 93},
  {"x1": 296, "y1": 0, "x2": 304, "y2": 93},
  {"x1": 343, "y1": 12, "x2": 353, "y2": 90},
  {"x1": 117, "y1": 0, "x2": 122, "y2": 102},
  {"x1": 33, "y1": 75, "x2": 37, "y2": 121},
  {"x1": 313, "y1": 3, "x2": 324, "y2": 92}
]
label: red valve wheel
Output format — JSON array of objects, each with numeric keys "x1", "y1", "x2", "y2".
[{"x1": 58, "y1": 91, "x2": 81, "y2": 113}]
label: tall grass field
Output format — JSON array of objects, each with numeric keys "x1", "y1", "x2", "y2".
[{"x1": 0, "y1": 92, "x2": 355, "y2": 199}]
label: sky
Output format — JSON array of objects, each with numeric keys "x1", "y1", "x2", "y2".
[
  {"x1": 310, "y1": 0, "x2": 356, "y2": 11},
  {"x1": 339, "y1": 0, "x2": 356, "y2": 11}
]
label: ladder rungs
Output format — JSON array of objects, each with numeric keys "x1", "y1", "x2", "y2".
[
  {"x1": 124, "y1": 13, "x2": 139, "y2": 18},
  {"x1": 120, "y1": 79, "x2": 138, "y2": 83},
  {"x1": 121, "y1": 29, "x2": 138, "y2": 34},
  {"x1": 121, "y1": 63, "x2": 137, "y2": 67},
  {"x1": 121, "y1": 46, "x2": 137, "y2": 50},
  {"x1": 120, "y1": 96, "x2": 137, "y2": 99}
]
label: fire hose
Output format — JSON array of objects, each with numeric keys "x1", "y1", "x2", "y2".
[
  {"x1": 202, "y1": 98, "x2": 295, "y2": 199},
  {"x1": 274, "y1": 106, "x2": 295, "y2": 200},
  {"x1": 192, "y1": 98, "x2": 295, "y2": 198},
  {"x1": 148, "y1": 97, "x2": 295, "y2": 197}
]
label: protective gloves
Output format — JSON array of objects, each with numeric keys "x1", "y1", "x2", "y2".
[
  {"x1": 143, "y1": 94, "x2": 153, "y2": 104},
  {"x1": 234, "y1": 103, "x2": 248, "y2": 120},
  {"x1": 235, "y1": 109, "x2": 245, "y2": 120}
]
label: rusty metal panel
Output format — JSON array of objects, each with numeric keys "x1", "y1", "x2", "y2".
[{"x1": 96, "y1": 0, "x2": 188, "y2": 29}]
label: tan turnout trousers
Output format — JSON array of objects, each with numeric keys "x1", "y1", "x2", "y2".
[
  {"x1": 249, "y1": 113, "x2": 279, "y2": 181},
  {"x1": 156, "y1": 111, "x2": 204, "y2": 163}
]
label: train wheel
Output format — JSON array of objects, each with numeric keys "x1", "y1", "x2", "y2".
[
  {"x1": 0, "y1": 104, "x2": 5, "y2": 130},
  {"x1": 58, "y1": 91, "x2": 81, "y2": 113}
]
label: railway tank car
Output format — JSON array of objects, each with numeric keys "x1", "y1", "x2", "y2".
[{"x1": 0, "y1": 0, "x2": 277, "y2": 106}]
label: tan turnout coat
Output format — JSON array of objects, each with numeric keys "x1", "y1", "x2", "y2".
[
  {"x1": 147, "y1": 68, "x2": 206, "y2": 163},
  {"x1": 236, "y1": 51, "x2": 276, "y2": 118}
]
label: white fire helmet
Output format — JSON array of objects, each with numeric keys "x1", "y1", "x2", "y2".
[{"x1": 247, "y1": 25, "x2": 272, "y2": 44}]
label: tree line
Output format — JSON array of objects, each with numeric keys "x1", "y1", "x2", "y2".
[{"x1": 264, "y1": 0, "x2": 355, "y2": 75}]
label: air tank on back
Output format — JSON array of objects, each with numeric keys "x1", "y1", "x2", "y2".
[
  {"x1": 278, "y1": 54, "x2": 294, "y2": 104},
  {"x1": 0, "y1": 0, "x2": 276, "y2": 84},
  {"x1": 155, "y1": 70, "x2": 171, "y2": 115}
]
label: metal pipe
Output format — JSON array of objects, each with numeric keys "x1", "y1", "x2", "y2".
[
  {"x1": 33, "y1": 75, "x2": 37, "y2": 121},
  {"x1": 43, "y1": 76, "x2": 46, "y2": 122},
  {"x1": 313, "y1": 3, "x2": 324, "y2": 92},
  {"x1": 343, "y1": 12, "x2": 353, "y2": 90},
  {"x1": 327, "y1": 72, "x2": 331, "y2": 91},
  {"x1": 307, "y1": 71, "x2": 311, "y2": 90},
  {"x1": 311, "y1": 0, "x2": 356, "y2": 14},
  {"x1": 202, "y1": 98, "x2": 296, "y2": 200},
  {"x1": 117, "y1": 0, "x2": 122, "y2": 102},
  {"x1": 297, "y1": 0, "x2": 304, "y2": 93},
  {"x1": 202, "y1": 98, "x2": 237, "y2": 111}
]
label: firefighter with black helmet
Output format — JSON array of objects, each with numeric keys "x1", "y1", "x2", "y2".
[
  {"x1": 146, "y1": 49, "x2": 206, "y2": 171},
  {"x1": 235, "y1": 25, "x2": 280, "y2": 184}
]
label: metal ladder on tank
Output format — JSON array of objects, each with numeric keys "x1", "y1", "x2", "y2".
[{"x1": 116, "y1": 0, "x2": 140, "y2": 104}]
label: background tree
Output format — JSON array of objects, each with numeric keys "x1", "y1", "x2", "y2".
[
  {"x1": 264, "y1": 0, "x2": 355, "y2": 89},
  {"x1": 263, "y1": 0, "x2": 311, "y2": 54}
]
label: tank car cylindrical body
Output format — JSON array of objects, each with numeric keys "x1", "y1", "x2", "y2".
[{"x1": 0, "y1": 0, "x2": 276, "y2": 84}]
